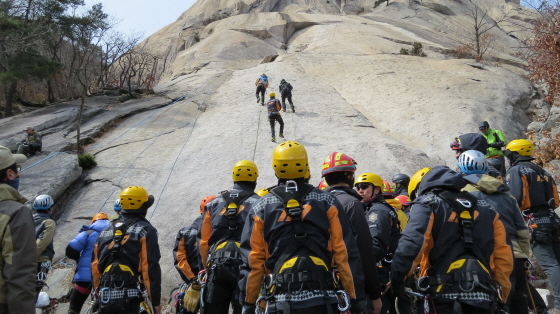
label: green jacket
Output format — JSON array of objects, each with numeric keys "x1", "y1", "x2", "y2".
[
  {"x1": 482, "y1": 128, "x2": 506, "y2": 158},
  {"x1": 0, "y1": 184, "x2": 37, "y2": 313},
  {"x1": 25, "y1": 131, "x2": 42, "y2": 145}
]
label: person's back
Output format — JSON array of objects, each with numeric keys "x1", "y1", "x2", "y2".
[
  {"x1": 239, "y1": 141, "x2": 365, "y2": 314},
  {"x1": 279, "y1": 79, "x2": 295, "y2": 112},
  {"x1": 391, "y1": 166, "x2": 512, "y2": 314},
  {"x1": 0, "y1": 147, "x2": 36, "y2": 314},
  {"x1": 266, "y1": 93, "x2": 284, "y2": 142},
  {"x1": 255, "y1": 74, "x2": 268, "y2": 105},
  {"x1": 92, "y1": 186, "x2": 161, "y2": 314}
]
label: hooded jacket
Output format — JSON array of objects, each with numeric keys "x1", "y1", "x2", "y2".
[
  {"x1": 325, "y1": 185, "x2": 381, "y2": 300},
  {"x1": 506, "y1": 159, "x2": 560, "y2": 212},
  {"x1": 173, "y1": 215, "x2": 203, "y2": 282},
  {"x1": 92, "y1": 213, "x2": 161, "y2": 306},
  {"x1": 0, "y1": 183, "x2": 36, "y2": 314},
  {"x1": 363, "y1": 194, "x2": 401, "y2": 262},
  {"x1": 462, "y1": 174, "x2": 531, "y2": 259},
  {"x1": 390, "y1": 166, "x2": 513, "y2": 301},
  {"x1": 198, "y1": 182, "x2": 259, "y2": 267},
  {"x1": 66, "y1": 218, "x2": 110, "y2": 283},
  {"x1": 33, "y1": 211, "x2": 55, "y2": 262},
  {"x1": 458, "y1": 133, "x2": 489, "y2": 154},
  {"x1": 239, "y1": 182, "x2": 364, "y2": 308}
]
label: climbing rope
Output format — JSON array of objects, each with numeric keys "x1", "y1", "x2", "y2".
[
  {"x1": 20, "y1": 151, "x2": 75, "y2": 173},
  {"x1": 252, "y1": 102, "x2": 263, "y2": 161}
]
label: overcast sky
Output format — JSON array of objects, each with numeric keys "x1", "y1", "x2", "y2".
[{"x1": 84, "y1": 0, "x2": 197, "y2": 39}]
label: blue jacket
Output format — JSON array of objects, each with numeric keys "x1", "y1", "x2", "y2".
[{"x1": 66, "y1": 219, "x2": 110, "y2": 282}]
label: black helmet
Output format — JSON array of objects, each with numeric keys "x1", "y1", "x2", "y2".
[
  {"x1": 392, "y1": 173, "x2": 410, "y2": 185},
  {"x1": 281, "y1": 79, "x2": 286, "y2": 83},
  {"x1": 479, "y1": 121, "x2": 490, "y2": 129}
]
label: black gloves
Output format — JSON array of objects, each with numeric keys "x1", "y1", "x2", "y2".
[
  {"x1": 391, "y1": 280, "x2": 414, "y2": 314},
  {"x1": 350, "y1": 298, "x2": 368, "y2": 314},
  {"x1": 489, "y1": 141, "x2": 504, "y2": 149},
  {"x1": 242, "y1": 304, "x2": 256, "y2": 314}
]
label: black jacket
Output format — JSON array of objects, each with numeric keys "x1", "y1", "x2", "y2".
[
  {"x1": 279, "y1": 82, "x2": 293, "y2": 96},
  {"x1": 506, "y1": 160, "x2": 560, "y2": 212},
  {"x1": 173, "y1": 215, "x2": 203, "y2": 282},
  {"x1": 92, "y1": 213, "x2": 161, "y2": 306},
  {"x1": 458, "y1": 133, "x2": 489, "y2": 154},
  {"x1": 325, "y1": 185, "x2": 381, "y2": 300},
  {"x1": 363, "y1": 195, "x2": 401, "y2": 262},
  {"x1": 390, "y1": 166, "x2": 513, "y2": 301}
]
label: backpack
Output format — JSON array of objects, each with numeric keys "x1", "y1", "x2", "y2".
[
  {"x1": 258, "y1": 76, "x2": 268, "y2": 86},
  {"x1": 422, "y1": 191, "x2": 498, "y2": 311},
  {"x1": 523, "y1": 162, "x2": 558, "y2": 210},
  {"x1": 280, "y1": 82, "x2": 291, "y2": 95}
]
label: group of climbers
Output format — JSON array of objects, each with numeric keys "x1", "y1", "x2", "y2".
[{"x1": 255, "y1": 74, "x2": 296, "y2": 142}]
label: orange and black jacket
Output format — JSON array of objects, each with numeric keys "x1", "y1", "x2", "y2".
[
  {"x1": 325, "y1": 185, "x2": 381, "y2": 301},
  {"x1": 363, "y1": 195, "x2": 401, "y2": 262},
  {"x1": 390, "y1": 166, "x2": 513, "y2": 301},
  {"x1": 92, "y1": 214, "x2": 161, "y2": 306},
  {"x1": 506, "y1": 159, "x2": 560, "y2": 212},
  {"x1": 198, "y1": 182, "x2": 260, "y2": 267},
  {"x1": 266, "y1": 98, "x2": 281, "y2": 114},
  {"x1": 173, "y1": 215, "x2": 203, "y2": 282},
  {"x1": 239, "y1": 182, "x2": 364, "y2": 305}
]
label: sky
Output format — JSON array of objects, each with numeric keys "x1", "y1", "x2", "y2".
[{"x1": 84, "y1": 0, "x2": 197, "y2": 39}]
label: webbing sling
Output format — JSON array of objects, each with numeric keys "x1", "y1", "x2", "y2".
[{"x1": 269, "y1": 181, "x2": 335, "y2": 314}]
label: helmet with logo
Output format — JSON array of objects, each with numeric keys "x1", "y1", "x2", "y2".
[
  {"x1": 395, "y1": 195, "x2": 412, "y2": 206},
  {"x1": 91, "y1": 212, "x2": 109, "y2": 223},
  {"x1": 354, "y1": 173, "x2": 383, "y2": 188},
  {"x1": 321, "y1": 152, "x2": 357, "y2": 177},
  {"x1": 317, "y1": 180, "x2": 329, "y2": 190},
  {"x1": 382, "y1": 180, "x2": 395, "y2": 193},
  {"x1": 114, "y1": 200, "x2": 122, "y2": 211},
  {"x1": 409, "y1": 167, "x2": 431, "y2": 200},
  {"x1": 506, "y1": 139, "x2": 534, "y2": 157},
  {"x1": 199, "y1": 195, "x2": 217, "y2": 213},
  {"x1": 232, "y1": 160, "x2": 259, "y2": 182},
  {"x1": 272, "y1": 141, "x2": 308, "y2": 179},
  {"x1": 269, "y1": 92, "x2": 276, "y2": 98},
  {"x1": 457, "y1": 150, "x2": 488, "y2": 174},
  {"x1": 33, "y1": 195, "x2": 54, "y2": 211},
  {"x1": 256, "y1": 188, "x2": 270, "y2": 197},
  {"x1": 120, "y1": 186, "x2": 154, "y2": 213},
  {"x1": 392, "y1": 173, "x2": 410, "y2": 185}
]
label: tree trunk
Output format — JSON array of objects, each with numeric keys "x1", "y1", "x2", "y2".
[
  {"x1": 76, "y1": 93, "x2": 85, "y2": 154},
  {"x1": 5, "y1": 81, "x2": 17, "y2": 118},
  {"x1": 47, "y1": 78, "x2": 55, "y2": 103}
]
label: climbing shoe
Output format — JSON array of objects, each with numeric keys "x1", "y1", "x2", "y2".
[
  {"x1": 271, "y1": 137, "x2": 276, "y2": 142},
  {"x1": 292, "y1": 107, "x2": 295, "y2": 113},
  {"x1": 279, "y1": 133, "x2": 284, "y2": 138}
]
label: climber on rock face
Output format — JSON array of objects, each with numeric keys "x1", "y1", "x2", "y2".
[
  {"x1": 255, "y1": 73, "x2": 269, "y2": 105},
  {"x1": 266, "y1": 92, "x2": 284, "y2": 142},
  {"x1": 279, "y1": 79, "x2": 294, "y2": 113}
]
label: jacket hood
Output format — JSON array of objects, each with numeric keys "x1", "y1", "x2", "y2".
[
  {"x1": 0, "y1": 183, "x2": 28, "y2": 203},
  {"x1": 90, "y1": 219, "x2": 110, "y2": 232},
  {"x1": 458, "y1": 133, "x2": 489, "y2": 154},
  {"x1": 417, "y1": 166, "x2": 467, "y2": 197},
  {"x1": 462, "y1": 174, "x2": 509, "y2": 194},
  {"x1": 325, "y1": 185, "x2": 362, "y2": 200}
]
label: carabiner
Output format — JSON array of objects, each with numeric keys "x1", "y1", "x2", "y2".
[
  {"x1": 336, "y1": 290, "x2": 350, "y2": 312},
  {"x1": 59, "y1": 256, "x2": 76, "y2": 268},
  {"x1": 100, "y1": 287, "x2": 111, "y2": 304},
  {"x1": 285, "y1": 180, "x2": 298, "y2": 192}
]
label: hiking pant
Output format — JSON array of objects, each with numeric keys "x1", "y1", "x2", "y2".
[
  {"x1": 430, "y1": 300, "x2": 491, "y2": 314},
  {"x1": 268, "y1": 114, "x2": 284, "y2": 138},
  {"x1": 532, "y1": 241, "x2": 560, "y2": 309},
  {"x1": 281, "y1": 94, "x2": 294, "y2": 111},
  {"x1": 69, "y1": 282, "x2": 92, "y2": 314},
  {"x1": 487, "y1": 156, "x2": 506, "y2": 177},
  {"x1": 256, "y1": 85, "x2": 266, "y2": 103},
  {"x1": 509, "y1": 258, "x2": 529, "y2": 314},
  {"x1": 201, "y1": 264, "x2": 242, "y2": 314}
]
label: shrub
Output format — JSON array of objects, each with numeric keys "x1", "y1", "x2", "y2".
[
  {"x1": 400, "y1": 48, "x2": 409, "y2": 55},
  {"x1": 78, "y1": 154, "x2": 97, "y2": 169},
  {"x1": 400, "y1": 42, "x2": 427, "y2": 57}
]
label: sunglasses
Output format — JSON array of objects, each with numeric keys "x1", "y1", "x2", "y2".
[{"x1": 355, "y1": 183, "x2": 372, "y2": 190}]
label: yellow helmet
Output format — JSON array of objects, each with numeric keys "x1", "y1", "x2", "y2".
[
  {"x1": 120, "y1": 186, "x2": 150, "y2": 210},
  {"x1": 269, "y1": 92, "x2": 276, "y2": 98},
  {"x1": 354, "y1": 173, "x2": 383, "y2": 188},
  {"x1": 272, "y1": 141, "x2": 308, "y2": 179},
  {"x1": 304, "y1": 166, "x2": 311, "y2": 180},
  {"x1": 408, "y1": 167, "x2": 431, "y2": 200},
  {"x1": 506, "y1": 139, "x2": 533, "y2": 157},
  {"x1": 91, "y1": 212, "x2": 109, "y2": 223},
  {"x1": 256, "y1": 188, "x2": 269, "y2": 197},
  {"x1": 232, "y1": 160, "x2": 259, "y2": 182}
]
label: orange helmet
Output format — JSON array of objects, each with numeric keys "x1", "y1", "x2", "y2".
[
  {"x1": 91, "y1": 212, "x2": 109, "y2": 223},
  {"x1": 394, "y1": 195, "x2": 412, "y2": 206},
  {"x1": 321, "y1": 152, "x2": 357, "y2": 177},
  {"x1": 386, "y1": 199, "x2": 402, "y2": 210},
  {"x1": 199, "y1": 195, "x2": 217, "y2": 213},
  {"x1": 317, "y1": 180, "x2": 329, "y2": 190},
  {"x1": 382, "y1": 180, "x2": 396, "y2": 199}
]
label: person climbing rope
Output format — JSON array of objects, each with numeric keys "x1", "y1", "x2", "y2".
[
  {"x1": 66, "y1": 212, "x2": 110, "y2": 314},
  {"x1": 199, "y1": 161, "x2": 260, "y2": 314},
  {"x1": 239, "y1": 141, "x2": 366, "y2": 314},
  {"x1": 92, "y1": 186, "x2": 161, "y2": 314},
  {"x1": 255, "y1": 73, "x2": 269, "y2": 105},
  {"x1": 279, "y1": 79, "x2": 295, "y2": 113},
  {"x1": 266, "y1": 92, "x2": 284, "y2": 142},
  {"x1": 174, "y1": 195, "x2": 216, "y2": 314},
  {"x1": 479, "y1": 121, "x2": 508, "y2": 177},
  {"x1": 33, "y1": 195, "x2": 56, "y2": 298}
]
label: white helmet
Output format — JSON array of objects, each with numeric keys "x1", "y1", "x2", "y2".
[
  {"x1": 33, "y1": 195, "x2": 54, "y2": 211},
  {"x1": 36, "y1": 291, "x2": 50, "y2": 308},
  {"x1": 457, "y1": 150, "x2": 488, "y2": 175}
]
